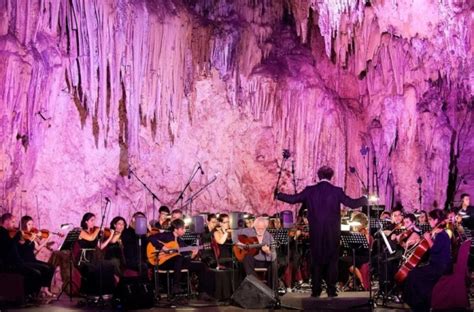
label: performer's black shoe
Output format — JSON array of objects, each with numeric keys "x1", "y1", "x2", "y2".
[
  {"x1": 311, "y1": 292, "x2": 321, "y2": 298},
  {"x1": 327, "y1": 292, "x2": 338, "y2": 298}
]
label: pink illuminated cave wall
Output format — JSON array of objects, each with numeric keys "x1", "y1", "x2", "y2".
[{"x1": 0, "y1": 0, "x2": 473, "y2": 230}]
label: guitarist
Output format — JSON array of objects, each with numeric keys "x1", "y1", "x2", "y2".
[
  {"x1": 233, "y1": 216, "x2": 278, "y2": 290},
  {"x1": 148, "y1": 219, "x2": 213, "y2": 300},
  {"x1": 403, "y1": 209, "x2": 451, "y2": 311}
]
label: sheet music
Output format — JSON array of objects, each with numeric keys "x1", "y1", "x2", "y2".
[{"x1": 378, "y1": 222, "x2": 395, "y2": 254}]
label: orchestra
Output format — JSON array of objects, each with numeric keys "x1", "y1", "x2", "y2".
[{"x1": 0, "y1": 190, "x2": 471, "y2": 309}]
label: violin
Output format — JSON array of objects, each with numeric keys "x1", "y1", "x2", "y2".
[
  {"x1": 397, "y1": 228, "x2": 414, "y2": 244},
  {"x1": 80, "y1": 226, "x2": 101, "y2": 241},
  {"x1": 22, "y1": 228, "x2": 64, "y2": 241}
]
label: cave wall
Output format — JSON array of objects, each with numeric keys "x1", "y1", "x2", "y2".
[{"x1": 0, "y1": 0, "x2": 472, "y2": 229}]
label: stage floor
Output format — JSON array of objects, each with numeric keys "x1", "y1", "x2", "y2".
[{"x1": 6, "y1": 290, "x2": 415, "y2": 311}]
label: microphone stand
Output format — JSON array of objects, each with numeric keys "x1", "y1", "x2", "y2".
[
  {"x1": 174, "y1": 163, "x2": 201, "y2": 212},
  {"x1": 129, "y1": 169, "x2": 162, "y2": 223},
  {"x1": 417, "y1": 177, "x2": 423, "y2": 212},
  {"x1": 274, "y1": 150, "x2": 291, "y2": 195},
  {"x1": 97, "y1": 198, "x2": 110, "y2": 305},
  {"x1": 181, "y1": 174, "x2": 219, "y2": 212}
]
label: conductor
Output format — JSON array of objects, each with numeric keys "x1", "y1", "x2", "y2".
[{"x1": 275, "y1": 166, "x2": 368, "y2": 297}]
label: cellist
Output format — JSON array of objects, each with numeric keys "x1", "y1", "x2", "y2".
[{"x1": 403, "y1": 209, "x2": 451, "y2": 311}]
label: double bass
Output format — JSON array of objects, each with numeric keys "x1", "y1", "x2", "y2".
[{"x1": 394, "y1": 221, "x2": 446, "y2": 284}]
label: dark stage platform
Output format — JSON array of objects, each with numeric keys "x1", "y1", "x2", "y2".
[{"x1": 5, "y1": 290, "x2": 416, "y2": 311}]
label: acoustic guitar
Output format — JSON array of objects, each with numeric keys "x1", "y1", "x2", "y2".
[
  {"x1": 146, "y1": 240, "x2": 209, "y2": 266},
  {"x1": 233, "y1": 234, "x2": 278, "y2": 262}
]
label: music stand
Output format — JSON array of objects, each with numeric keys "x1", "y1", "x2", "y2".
[
  {"x1": 57, "y1": 228, "x2": 81, "y2": 302},
  {"x1": 370, "y1": 219, "x2": 391, "y2": 236},
  {"x1": 340, "y1": 232, "x2": 369, "y2": 290},
  {"x1": 417, "y1": 224, "x2": 431, "y2": 235},
  {"x1": 181, "y1": 231, "x2": 200, "y2": 246}
]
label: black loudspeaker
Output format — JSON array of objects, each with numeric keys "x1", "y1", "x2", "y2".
[
  {"x1": 231, "y1": 275, "x2": 276, "y2": 309},
  {"x1": 114, "y1": 277, "x2": 154, "y2": 309},
  {"x1": 0, "y1": 273, "x2": 24, "y2": 306}
]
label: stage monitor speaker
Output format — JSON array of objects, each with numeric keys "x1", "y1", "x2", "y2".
[
  {"x1": 114, "y1": 277, "x2": 154, "y2": 309},
  {"x1": 231, "y1": 275, "x2": 276, "y2": 309}
]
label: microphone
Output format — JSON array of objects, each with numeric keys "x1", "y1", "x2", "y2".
[
  {"x1": 198, "y1": 162, "x2": 204, "y2": 175},
  {"x1": 349, "y1": 166, "x2": 356, "y2": 173},
  {"x1": 105, "y1": 197, "x2": 111, "y2": 202},
  {"x1": 128, "y1": 169, "x2": 131, "y2": 179}
]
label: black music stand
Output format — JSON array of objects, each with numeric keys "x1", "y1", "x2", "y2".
[
  {"x1": 340, "y1": 232, "x2": 369, "y2": 291},
  {"x1": 57, "y1": 228, "x2": 81, "y2": 302},
  {"x1": 268, "y1": 228, "x2": 290, "y2": 283},
  {"x1": 417, "y1": 224, "x2": 431, "y2": 235},
  {"x1": 370, "y1": 219, "x2": 391, "y2": 236}
]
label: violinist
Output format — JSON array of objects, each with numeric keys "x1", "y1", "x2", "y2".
[
  {"x1": 213, "y1": 213, "x2": 233, "y2": 267},
  {"x1": 0, "y1": 213, "x2": 42, "y2": 298},
  {"x1": 383, "y1": 208, "x2": 404, "y2": 236},
  {"x1": 17, "y1": 216, "x2": 56, "y2": 297},
  {"x1": 78, "y1": 213, "x2": 115, "y2": 251},
  {"x1": 403, "y1": 209, "x2": 452, "y2": 311},
  {"x1": 417, "y1": 210, "x2": 428, "y2": 225},
  {"x1": 392, "y1": 214, "x2": 421, "y2": 251},
  {"x1": 104, "y1": 216, "x2": 126, "y2": 279},
  {"x1": 77, "y1": 213, "x2": 117, "y2": 294},
  {"x1": 171, "y1": 209, "x2": 183, "y2": 221},
  {"x1": 154, "y1": 206, "x2": 171, "y2": 231}
]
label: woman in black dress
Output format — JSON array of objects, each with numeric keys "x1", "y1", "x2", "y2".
[
  {"x1": 403, "y1": 209, "x2": 451, "y2": 311},
  {"x1": 104, "y1": 216, "x2": 126, "y2": 279},
  {"x1": 77, "y1": 212, "x2": 117, "y2": 294},
  {"x1": 17, "y1": 215, "x2": 56, "y2": 297}
]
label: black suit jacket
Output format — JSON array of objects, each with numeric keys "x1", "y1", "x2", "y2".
[{"x1": 277, "y1": 181, "x2": 368, "y2": 264}]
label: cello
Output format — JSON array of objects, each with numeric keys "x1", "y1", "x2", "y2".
[{"x1": 394, "y1": 220, "x2": 446, "y2": 284}]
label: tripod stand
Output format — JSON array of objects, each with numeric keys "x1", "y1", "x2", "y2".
[{"x1": 57, "y1": 228, "x2": 81, "y2": 302}]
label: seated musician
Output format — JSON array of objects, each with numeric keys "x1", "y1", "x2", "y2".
[
  {"x1": 342, "y1": 212, "x2": 371, "y2": 290},
  {"x1": 104, "y1": 216, "x2": 126, "y2": 278},
  {"x1": 417, "y1": 210, "x2": 428, "y2": 225},
  {"x1": 269, "y1": 214, "x2": 283, "y2": 230},
  {"x1": 77, "y1": 212, "x2": 117, "y2": 290},
  {"x1": 121, "y1": 212, "x2": 148, "y2": 275},
  {"x1": 17, "y1": 215, "x2": 56, "y2": 297},
  {"x1": 383, "y1": 207, "x2": 404, "y2": 236},
  {"x1": 171, "y1": 209, "x2": 184, "y2": 221},
  {"x1": 403, "y1": 209, "x2": 452, "y2": 311},
  {"x1": 0, "y1": 213, "x2": 42, "y2": 298},
  {"x1": 154, "y1": 206, "x2": 171, "y2": 230},
  {"x1": 233, "y1": 216, "x2": 278, "y2": 290},
  {"x1": 379, "y1": 211, "x2": 391, "y2": 221},
  {"x1": 148, "y1": 219, "x2": 213, "y2": 300},
  {"x1": 392, "y1": 213, "x2": 421, "y2": 251},
  {"x1": 199, "y1": 214, "x2": 218, "y2": 268},
  {"x1": 212, "y1": 213, "x2": 233, "y2": 267},
  {"x1": 243, "y1": 215, "x2": 255, "y2": 228},
  {"x1": 455, "y1": 193, "x2": 474, "y2": 230}
]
